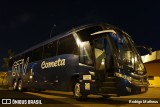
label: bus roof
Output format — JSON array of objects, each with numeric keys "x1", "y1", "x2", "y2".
[{"x1": 12, "y1": 23, "x2": 120, "y2": 58}]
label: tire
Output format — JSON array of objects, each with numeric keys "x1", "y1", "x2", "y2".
[
  {"x1": 13, "y1": 80, "x2": 18, "y2": 91},
  {"x1": 73, "y1": 82, "x2": 87, "y2": 100},
  {"x1": 17, "y1": 80, "x2": 23, "y2": 92}
]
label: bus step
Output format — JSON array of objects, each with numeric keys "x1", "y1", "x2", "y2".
[
  {"x1": 105, "y1": 77, "x2": 116, "y2": 82},
  {"x1": 99, "y1": 87, "x2": 117, "y2": 94},
  {"x1": 102, "y1": 82, "x2": 117, "y2": 87}
]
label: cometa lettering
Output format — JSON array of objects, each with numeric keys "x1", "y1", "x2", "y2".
[{"x1": 41, "y1": 58, "x2": 65, "y2": 69}]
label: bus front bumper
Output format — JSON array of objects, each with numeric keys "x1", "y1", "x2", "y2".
[
  {"x1": 117, "y1": 78, "x2": 149, "y2": 95},
  {"x1": 126, "y1": 79, "x2": 149, "y2": 94}
]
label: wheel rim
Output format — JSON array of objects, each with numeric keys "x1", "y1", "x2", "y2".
[
  {"x1": 18, "y1": 80, "x2": 22, "y2": 91},
  {"x1": 13, "y1": 81, "x2": 17, "y2": 90},
  {"x1": 75, "y1": 83, "x2": 81, "y2": 97}
]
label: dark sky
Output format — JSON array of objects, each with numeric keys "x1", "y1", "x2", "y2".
[{"x1": 0, "y1": 0, "x2": 160, "y2": 69}]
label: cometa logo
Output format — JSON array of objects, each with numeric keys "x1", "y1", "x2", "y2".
[{"x1": 41, "y1": 58, "x2": 66, "y2": 69}]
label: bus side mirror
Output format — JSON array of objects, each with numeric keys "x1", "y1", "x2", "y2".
[
  {"x1": 136, "y1": 46, "x2": 152, "y2": 55},
  {"x1": 148, "y1": 47, "x2": 152, "y2": 55}
]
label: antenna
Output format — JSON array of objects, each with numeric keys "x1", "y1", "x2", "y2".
[{"x1": 50, "y1": 24, "x2": 56, "y2": 38}]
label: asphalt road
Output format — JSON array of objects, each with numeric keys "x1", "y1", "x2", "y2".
[{"x1": 0, "y1": 87, "x2": 160, "y2": 107}]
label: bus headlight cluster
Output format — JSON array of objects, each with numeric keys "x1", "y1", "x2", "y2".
[
  {"x1": 115, "y1": 72, "x2": 132, "y2": 82},
  {"x1": 124, "y1": 76, "x2": 132, "y2": 82}
]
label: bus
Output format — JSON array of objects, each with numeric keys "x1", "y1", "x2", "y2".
[{"x1": 8, "y1": 23, "x2": 149, "y2": 100}]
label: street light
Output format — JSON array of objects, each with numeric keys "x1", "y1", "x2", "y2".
[{"x1": 50, "y1": 24, "x2": 56, "y2": 38}]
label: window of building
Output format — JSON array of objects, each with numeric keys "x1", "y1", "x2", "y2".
[{"x1": 148, "y1": 76, "x2": 154, "y2": 80}]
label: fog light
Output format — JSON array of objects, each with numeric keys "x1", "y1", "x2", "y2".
[
  {"x1": 126, "y1": 76, "x2": 132, "y2": 82},
  {"x1": 126, "y1": 87, "x2": 131, "y2": 92}
]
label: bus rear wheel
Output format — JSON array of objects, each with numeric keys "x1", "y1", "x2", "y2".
[
  {"x1": 73, "y1": 82, "x2": 87, "y2": 100},
  {"x1": 17, "y1": 80, "x2": 23, "y2": 92},
  {"x1": 13, "y1": 80, "x2": 17, "y2": 91}
]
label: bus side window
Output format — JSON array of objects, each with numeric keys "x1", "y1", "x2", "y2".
[
  {"x1": 79, "y1": 41, "x2": 93, "y2": 66},
  {"x1": 32, "y1": 46, "x2": 43, "y2": 62},
  {"x1": 43, "y1": 41, "x2": 57, "y2": 59},
  {"x1": 57, "y1": 35, "x2": 78, "y2": 55},
  {"x1": 24, "y1": 51, "x2": 33, "y2": 62}
]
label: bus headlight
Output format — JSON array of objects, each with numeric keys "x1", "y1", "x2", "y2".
[
  {"x1": 123, "y1": 75, "x2": 132, "y2": 82},
  {"x1": 115, "y1": 72, "x2": 132, "y2": 82},
  {"x1": 115, "y1": 72, "x2": 123, "y2": 77},
  {"x1": 126, "y1": 76, "x2": 132, "y2": 82}
]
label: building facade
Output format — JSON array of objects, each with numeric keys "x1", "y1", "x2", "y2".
[{"x1": 141, "y1": 50, "x2": 160, "y2": 87}]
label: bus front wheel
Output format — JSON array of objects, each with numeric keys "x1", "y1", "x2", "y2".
[{"x1": 73, "y1": 82, "x2": 87, "y2": 100}]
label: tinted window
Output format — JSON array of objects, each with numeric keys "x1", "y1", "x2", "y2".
[
  {"x1": 77, "y1": 26, "x2": 102, "y2": 42},
  {"x1": 79, "y1": 41, "x2": 93, "y2": 66},
  {"x1": 58, "y1": 35, "x2": 78, "y2": 55},
  {"x1": 32, "y1": 47, "x2": 43, "y2": 62},
  {"x1": 25, "y1": 51, "x2": 33, "y2": 62},
  {"x1": 43, "y1": 41, "x2": 57, "y2": 59}
]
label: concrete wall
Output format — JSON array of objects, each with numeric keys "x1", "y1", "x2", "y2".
[{"x1": 144, "y1": 63, "x2": 160, "y2": 87}]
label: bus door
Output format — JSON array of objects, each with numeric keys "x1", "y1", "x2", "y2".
[{"x1": 93, "y1": 38, "x2": 114, "y2": 85}]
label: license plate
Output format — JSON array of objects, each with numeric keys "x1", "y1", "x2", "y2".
[{"x1": 141, "y1": 87, "x2": 145, "y2": 92}]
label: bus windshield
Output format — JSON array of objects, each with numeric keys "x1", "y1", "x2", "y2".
[
  {"x1": 91, "y1": 29, "x2": 146, "y2": 75},
  {"x1": 112, "y1": 31, "x2": 145, "y2": 74}
]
